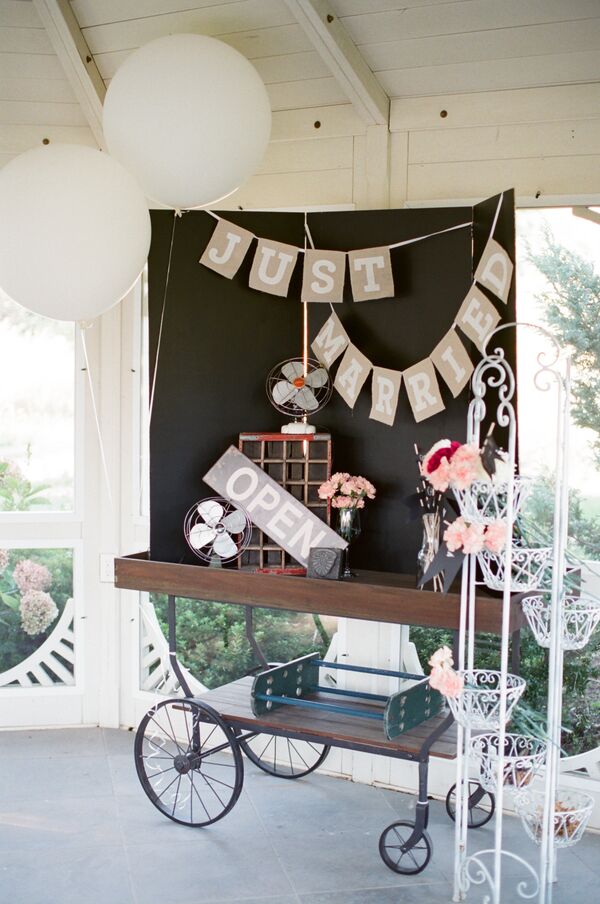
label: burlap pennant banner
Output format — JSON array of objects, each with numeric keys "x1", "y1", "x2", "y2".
[
  {"x1": 403, "y1": 358, "x2": 445, "y2": 423},
  {"x1": 474, "y1": 237, "x2": 514, "y2": 304},
  {"x1": 301, "y1": 250, "x2": 346, "y2": 304},
  {"x1": 312, "y1": 312, "x2": 350, "y2": 367},
  {"x1": 334, "y1": 343, "x2": 373, "y2": 408},
  {"x1": 348, "y1": 246, "x2": 394, "y2": 302},
  {"x1": 456, "y1": 284, "x2": 502, "y2": 352},
  {"x1": 431, "y1": 327, "x2": 474, "y2": 397},
  {"x1": 248, "y1": 239, "x2": 299, "y2": 297},
  {"x1": 197, "y1": 191, "x2": 512, "y2": 424},
  {"x1": 370, "y1": 367, "x2": 402, "y2": 426},
  {"x1": 199, "y1": 219, "x2": 254, "y2": 278}
]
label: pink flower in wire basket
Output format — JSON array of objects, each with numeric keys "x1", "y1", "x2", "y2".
[
  {"x1": 449, "y1": 444, "x2": 486, "y2": 491},
  {"x1": 428, "y1": 645, "x2": 464, "y2": 699},
  {"x1": 424, "y1": 457, "x2": 452, "y2": 492},
  {"x1": 430, "y1": 666, "x2": 464, "y2": 698},
  {"x1": 443, "y1": 517, "x2": 485, "y2": 555},
  {"x1": 484, "y1": 520, "x2": 508, "y2": 554},
  {"x1": 428, "y1": 645, "x2": 454, "y2": 670}
]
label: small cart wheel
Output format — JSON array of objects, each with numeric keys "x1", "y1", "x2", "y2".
[
  {"x1": 239, "y1": 734, "x2": 330, "y2": 779},
  {"x1": 379, "y1": 820, "x2": 432, "y2": 875},
  {"x1": 445, "y1": 780, "x2": 495, "y2": 828},
  {"x1": 134, "y1": 698, "x2": 243, "y2": 827}
]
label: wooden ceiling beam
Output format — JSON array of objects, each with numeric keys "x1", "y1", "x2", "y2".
[
  {"x1": 33, "y1": 0, "x2": 106, "y2": 148},
  {"x1": 284, "y1": 0, "x2": 389, "y2": 126}
]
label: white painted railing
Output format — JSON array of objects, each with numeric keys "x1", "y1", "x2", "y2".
[{"x1": 0, "y1": 598, "x2": 75, "y2": 688}]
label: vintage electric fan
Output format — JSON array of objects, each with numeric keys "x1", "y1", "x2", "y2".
[
  {"x1": 184, "y1": 497, "x2": 252, "y2": 565},
  {"x1": 266, "y1": 357, "x2": 332, "y2": 434}
]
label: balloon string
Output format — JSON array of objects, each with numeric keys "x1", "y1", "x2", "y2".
[
  {"x1": 80, "y1": 327, "x2": 114, "y2": 512},
  {"x1": 149, "y1": 210, "x2": 178, "y2": 425}
]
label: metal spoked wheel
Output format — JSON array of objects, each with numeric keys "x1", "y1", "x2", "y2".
[
  {"x1": 238, "y1": 733, "x2": 330, "y2": 779},
  {"x1": 445, "y1": 780, "x2": 495, "y2": 828},
  {"x1": 379, "y1": 820, "x2": 433, "y2": 875},
  {"x1": 134, "y1": 698, "x2": 244, "y2": 827}
]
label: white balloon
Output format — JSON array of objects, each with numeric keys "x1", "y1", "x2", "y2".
[
  {"x1": 103, "y1": 33, "x2": 272, "y2": 210},
  {"x1": 0, "y1": 144, "x2": 151, "y2": 322}
]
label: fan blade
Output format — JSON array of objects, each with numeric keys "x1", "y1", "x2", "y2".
[
  {"x1": 281, "y1": 360, "x2": 304, "y2": 382},
  {"x1": 189, "y1": 523, "x2": 217, "y2": 549},
  {"x1": 294, "y1": 387, "x2": 319, "y2": 411},
  {"x1": 197, "y1": 499, "x2": 223, "y2": 528},
  {"x1": 222, "y1": 509, "x2": 246, "y2": 533},
  {"x1": 272, "y1": 380, "x2": 297, "y2": 406},
  {"x1": 212, "y1": 532, "x2": 239, "y2": 559},
  {"x1": 305, "y1": 367, "x2": 328, "y2": 388}
]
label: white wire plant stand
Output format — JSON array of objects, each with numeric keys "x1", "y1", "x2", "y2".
[
  {"x1": 521, "y1": 594, "x2": 600, "y2": 652},
  {"x1": 454, "y1": 476, "x2": 532, "y2": 525},
  {"x1": 451, "y1": 322, "x2": 598, "y2": 904},
  {"x1": 447, "y1": 670, "x2": 526, "y2": 730},
  {"x1": 470, "y1": 733, "x2": 547, "y2": 795}
]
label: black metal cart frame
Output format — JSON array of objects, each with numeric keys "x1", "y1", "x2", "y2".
[{"x1": 131, "y1": 593, "x2": 494, "y2": 876}]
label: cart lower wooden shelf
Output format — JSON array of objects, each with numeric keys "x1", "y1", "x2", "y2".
[{"x1": 201, "y1": 675, "x2": 457, "y2": 761}]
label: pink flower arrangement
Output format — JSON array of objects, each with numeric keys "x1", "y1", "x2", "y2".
[
  {"x1": 318, "y1": 473, "x2": 376, "y2": 510},
  {"x1": 428, "y1": 645, "x2": 464, "y2": 699},
  {"x1": 483, "y1": 519, "x2": 509, "y2": 554},
  {"x1": 443, "y1": 517, "x2": 508, "y2": 555},
  {"x1": 12, "y1": 559, "x2": 52, "y2": 594},
  {"x1": 421, "y1": 439, "x2": 487, "y2": 492}
]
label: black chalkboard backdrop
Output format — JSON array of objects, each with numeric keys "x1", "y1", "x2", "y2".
[{"x1": 148, "y1": 190, "x2": 516, "y2": 573}]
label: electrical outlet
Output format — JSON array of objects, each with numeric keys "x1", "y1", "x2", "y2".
[{"x1": 100, "y1": 554, "x2": 116, "y2": 583}]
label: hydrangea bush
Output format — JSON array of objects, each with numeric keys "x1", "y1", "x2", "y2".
[{"x1": 0, "y1": 546, "x2": 71, "y2": 674}]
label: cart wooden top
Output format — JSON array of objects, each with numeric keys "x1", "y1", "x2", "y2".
[
  {"x1": 200, "y1": 676, "x2": 457, "y2": 761},
  {"x1": 115, "y1": 551, "x2": 525, "y2": 634}
]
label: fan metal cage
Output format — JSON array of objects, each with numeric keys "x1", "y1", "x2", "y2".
[
  {"x1": 445, "y1": 669, "x2": 526, "y2": 730},
  {"x1": 521, "y1": 594, "x2": 600, "y2": 651},
  {"x1": 184, "y1": 497, "x2": 252, "y2": 565},
  {"x1": 266, "y1": 357, "x2": 332, "y2": 420},
  {"x1": 469, "y1": 733, "x2": 547, "y2": 794}
]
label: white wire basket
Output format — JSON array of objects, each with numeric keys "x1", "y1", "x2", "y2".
[
  {"x1": 453, "y1": 477, "x2": 531, "y2": 525},
  {"x1": 469, "y1": 733, "x2": 546, "y2": 794},
  {"x1": 446, "y1": 670, "x2": 526, "y2": 730},
  {"x1": 521, "y1": 594, "x2": 600, "y2": 651},
  {"x1": 515, "y1": 788, "x2": 594, "y2": 848},
  {"x1": 477, "y1": 545, "x2": 553, "y2": 592}
]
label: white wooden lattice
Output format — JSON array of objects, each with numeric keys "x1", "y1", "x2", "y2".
[
  {"x1": 0, "y1": 598, "x2": 76, "y2": 688},
  {"x1": 139, "y1": 597, "x2": 206, "y2": 697}
]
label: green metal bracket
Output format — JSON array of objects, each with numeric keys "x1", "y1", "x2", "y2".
[
  {"x1": 384, "y1": 679, "x2": 444, "y2": 740},
  {"x1": 251, "y1": 653, "x2": 320, "y2": 716}
]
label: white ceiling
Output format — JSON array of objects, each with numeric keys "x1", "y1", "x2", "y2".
[{"x1": 1, "y1": 0, "x2": 600, "y2": 168}]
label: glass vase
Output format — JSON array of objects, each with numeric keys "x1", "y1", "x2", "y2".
[
  {"x1": 336, "y1": 507, "x2": 361, "y2": 579},
  {"x1": 416, "y1": 510, "x2": 443, "y2": 591}
]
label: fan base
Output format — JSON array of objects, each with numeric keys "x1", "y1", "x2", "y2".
[{"x1": 281, "y1": 422, "x2": 316, "y2": 435}]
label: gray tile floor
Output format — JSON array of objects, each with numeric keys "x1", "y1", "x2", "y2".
[{"x1": 0, "y1": 727, "x2": 598, "y2": 904}]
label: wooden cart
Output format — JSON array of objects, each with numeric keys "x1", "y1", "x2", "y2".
[{"x1": 115, "y1": 555, "x2": 524, "y2": 874}]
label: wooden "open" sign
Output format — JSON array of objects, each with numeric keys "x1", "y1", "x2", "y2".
[{"x1": 204, "y1": 446, "x2": 347, "y2": 568}]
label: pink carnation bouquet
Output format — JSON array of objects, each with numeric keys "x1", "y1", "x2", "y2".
[
  {"x1": 421, "y1": 439, "x2": 487, "y2": 493},
  {"x1": 443, "y1": 516, "x2": 508, "y2": 555},
  {"x1": 318, "y1": 473, "x2": 376, "y2": 510},
  {"x1": 428, "y1": 646, "x2": 464, "y2": 699}
]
